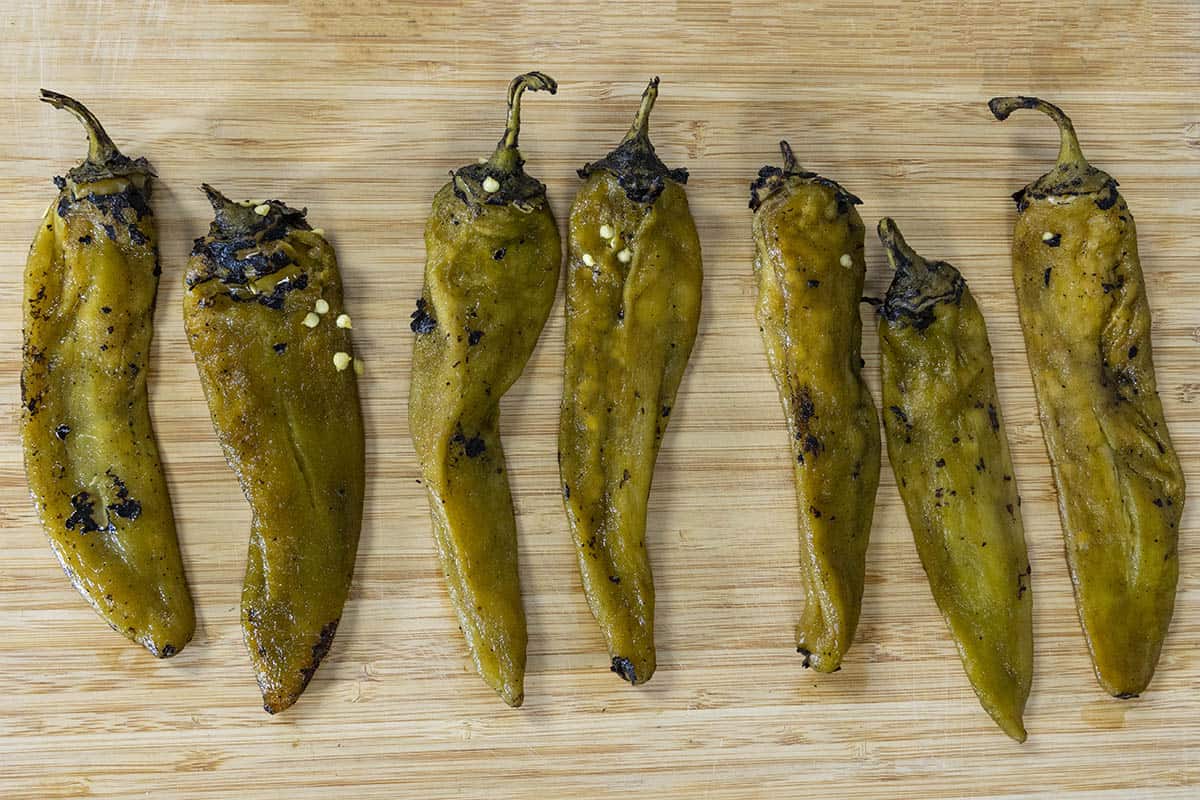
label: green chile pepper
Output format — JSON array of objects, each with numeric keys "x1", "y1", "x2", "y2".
[
  {"x1": 21, "y1": 91, "x2": 194, "y2": 658},
  {"x1": 749, "y1": 142, "x2": 881, "y2": 673},
  {"x1": 876, "y1": 218, "x2": 1033, "y2": 742},
  {"x1": 184, "y1": 187, "x2": 364, "y2": 714},
  {"x1": 409, "y1": 72, "x2": 560, "y2": 707},
  {"x1": 989, "y1": 97, "x2": 1184, "y2": 698},
  {"x1": 559, "y1": 78, "x2": 702, "y2": 685}
]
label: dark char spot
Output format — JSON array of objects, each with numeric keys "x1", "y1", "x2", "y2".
[
  {"x1": 451, "y1": 428, "x2": 486, "y2": 458},
  {"x1": 410, "y1": 297, "x2": 437, "y2": 334},
  {"x1": 66, "y1": 492, "x2": 103, "y2": 533},
  {"x1": 106, "y1": 472, "x2": 142, "y2": 521},
  {"x1": 611, "y1": 656, "x2": 638, "y2": 684}
]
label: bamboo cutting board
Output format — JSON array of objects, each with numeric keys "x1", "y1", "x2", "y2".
[{"x1": 1, "y1": 2, "x2": 1197, "y2": 798}]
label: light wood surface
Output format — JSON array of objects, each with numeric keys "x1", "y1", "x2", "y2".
[{"x1": 1, "y1": 2, "x2": 1197, "y2": 797}]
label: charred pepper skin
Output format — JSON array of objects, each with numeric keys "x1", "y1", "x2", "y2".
[
  {"x1": 184, "y1": 187, "x2": 364, "y2": 714},
  {"x1": 409, "y1": 72, "x2": 560, "y2": 707},
  {"x1": 560, "y1": 78, "x2": 702, "y2": 686},
  {"x1": 21, "y1": 91, "x2": 194, "y2": 658},
  {"x1": 877, "y1": 219, "x2": 1034, "y2": 742},
  {"x1": 749, "y1": 142, "x2": 880, "y2": 673},
  {"x1": 990, "y1": 97, "x2": 1184, "y2": 698}
]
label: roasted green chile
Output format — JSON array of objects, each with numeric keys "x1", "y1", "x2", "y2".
[
  {"x1": 185, "y1": 187, "x2": 364, "y2": 714},
  {"x1": 990, "y1": 96, "x2": 1184, "y2": 698},
  {"x1": 749, "y1": 142, "x2": 881, "y2": 673},
  {"x1": 21, "y1": 91, "x2": 194, "y2": 658},
  {"x1": 409, "y1": 72, "x2": 560, "y2": 707},
  {"x1": 876, "y1": 218, "x2": 1033, "y2": 742},
  {"x1": 559, "y1": 78, "x2": 702, "y2": 686}
]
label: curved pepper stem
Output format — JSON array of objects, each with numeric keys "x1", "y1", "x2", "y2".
[
  {"x1": 621, "y1": 77, "x2": 660, "y2": 145},
  {"x1": 878, "y1": 217, "x2": 923, "y2": 273},
  {"x1": 40, "y1": 89, "x2": 122, "y2": 166},
  {"x1": 988, "y1": 96, "x2": 1086, "y2": 168},
  {"x1": 489, "y1": 71, "x2": 557, "y2": 173},
  {"x1": 877, "y1": 217, "x2": 964, "y2": 329}
]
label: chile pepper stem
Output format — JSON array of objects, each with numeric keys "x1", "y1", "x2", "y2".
[
  {"x1": 40, "y1": 89, "x2": 121, "y2": 165},
  {"x1": 489, "y1": 71, "x2": 557, "y2": 172},
  {"x1": 877, "y1": 217, "x2": 923, "y2": 274},
  {"x1": 778, "y1": 140, "x2": 801, "y2": 173},
  {"x1": 988, "y1": 96, "x2": 1086, "y2": 167},
  {"x1": 621, "y1": 77, "x2": 661, "y2": 144},
  {"x1": 201, "y1": 183, "x2": 262, "y2": 234}
]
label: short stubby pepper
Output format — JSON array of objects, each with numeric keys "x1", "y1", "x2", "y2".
[
  {"x1": 409, "y1": 72, "x2": 561, "y2": 707},
  {"x1": 749, "y1": 142, "x2": 881, "y2": 673},
  {"x1": 876, "y1": 218, "x2": 1034, "y2": 742},
  {"x1": 559, "y1": 78, "x2": 702, "y2": 686},
  {"x1": 990, "y1": 96, "x2": 1185, "y2": 698},
  {"x1": 184, "y1": 186, "x2": 365, "y2": 714},
  {"x1": 21, "y1": 91, "x2": 194, "y2": 658}
]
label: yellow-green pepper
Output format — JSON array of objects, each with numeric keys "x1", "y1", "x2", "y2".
[
  {"x1": 989, "y1": 97, "x2": 1184, "y2": 698},
  {"x1": 184, "y1": 186, "x2": 364, "y2": 714},
  {"x1": 560, "y1": 78, "x2": 702, "y2": 685},
  {"x1": 409, "y1": 72, "x2": 560, "y2": 707},
  {"x1": 876, "y1": 218, "x2": 1033, "y2": 742},
  {"x1": 749, "y1": 142, "x2": 880, "y2": 673},
  {"x1": 21, "y1": 91, "x2": 194, "y2": 658}
]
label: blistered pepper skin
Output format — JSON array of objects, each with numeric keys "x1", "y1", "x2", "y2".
[
  {"x1": 184, "y1": 188, "x2": 364, "y2": 714},
  {"x1": 409, "y1": 73, "x2": 560, "y2": 707},
  {"x1": 876, "y1": 219, "x2": 1033, "y2": 742},
  {"x1": 560, "y1": 79, "x2": 702, "y2": 686},
  {"x1": 749, "y1": 142, "x2": 881, "y2": 673},
  {"x1": 21, "y1": 91, "x2": 194, "y2": 658},
  {"x1": 990, "y1": 97, "x2": 1184, "y2": 698}
]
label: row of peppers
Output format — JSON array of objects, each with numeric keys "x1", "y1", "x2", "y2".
[{"x1": 20, "y1": 78, "x2": 1183, "y2": 741}]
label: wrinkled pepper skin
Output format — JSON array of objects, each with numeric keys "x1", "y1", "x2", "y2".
[
  {"x1": 560, "y1": 79, "x2": 702, "y2": 686},
  {"x1": 990, "y1": 97, "x2": 1184, "y2": 698},
  {"x1": 409, "y1": 73, "x2": 560, "y2": 707},
  {"x1": 21, "y1": 91, "x2": 194, "y2": 658},
  {"x1": 749, "y1": 142, "x2": 881, "y2": 673},
  {"x1": 876, "y1": 219, "x2": 1033, "y2": 742},
  {"x1": 184, "y1": 187, "x2": 364, "y2": 714}
]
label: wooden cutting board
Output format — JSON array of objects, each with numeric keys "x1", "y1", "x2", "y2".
[{"x1": 1, "y1": 2, "x2": 1197, "y2": 797}]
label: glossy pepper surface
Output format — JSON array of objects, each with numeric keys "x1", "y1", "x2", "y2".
[
  {"x1": 876, "y1": 218, "x2": 1033, "y2": 742},
  {"x1": 990, "y1": 96, "x2": 1184, "y2": 698},
  {"x1": 409, "y1": 72, "x2": 560, "y2": 707},
  {"x1": 21, "y1": 91, "x2": 194, "y2": 658},
  {"x1": 749, "y1": 142, "x2": 880, "y2": 673},
  {"x1": 184, "y1": 187, "x2": 364, "y2": 714},
  {"x1": 559, "y1": 78, "x2": 702, "y2": 686}
]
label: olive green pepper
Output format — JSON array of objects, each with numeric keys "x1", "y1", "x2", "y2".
[
  {"x1": 989, "y1": 97, "x2": 1184, "y2": 698},
  {"x1": 21, "y1": 91, "x2": 194, "y2": 658},
  {"x1": 749, "y1": 142, "x2": 880, "y2": 673},
  {"x1": 876, "y1": 218, "x2": 1033, "y2": 742},
  {"x1": 559, "y1": 78, "x2": 702, "y2": 686},
  {"x1": 184, "y1": 187, "x2": 364, "y2": 714},
  {"x1": 409, "y1": 72, "x2": 560, "y2": 707}
]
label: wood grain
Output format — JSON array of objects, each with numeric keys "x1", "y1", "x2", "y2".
[{"x1": 1, "y1": 1, "x2": 1197, "y2": 797}]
